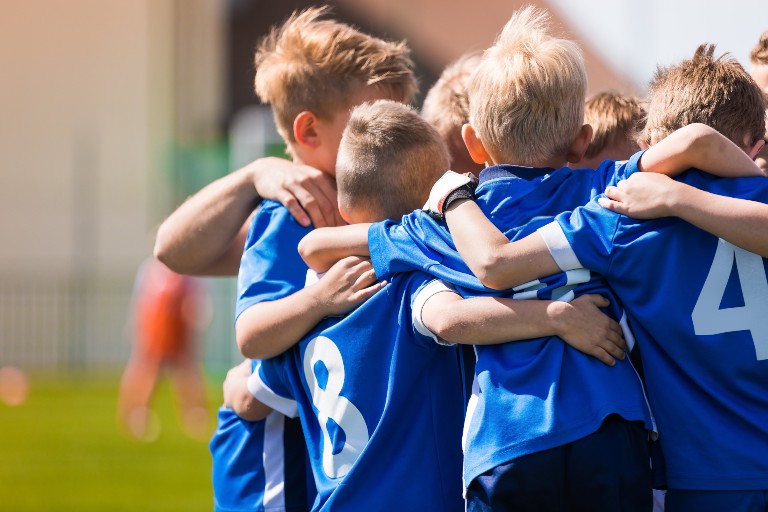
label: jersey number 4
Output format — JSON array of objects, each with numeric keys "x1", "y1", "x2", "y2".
[{"x1": 692, "y1": 240, "x2": 768, "y2": 360}]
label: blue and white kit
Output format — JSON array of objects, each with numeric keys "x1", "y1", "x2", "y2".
[
  {"x1": 539, "y1": 157, "x2": 768, "y2": 490},
  {"x1": 368, "y1": 154, "x2": 656, "y2": 488},
  {"x1": 244, "y1": 272, "x2": 467, "y2": 511},
  {"x1": 210, "y1": 361, "x2": 314, "y2": 512}
]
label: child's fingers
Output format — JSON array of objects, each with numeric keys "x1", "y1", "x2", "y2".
[
  {"x1": 279, "y1": 191, "x2": 312, "y2": 227},
  {"x1": 598, "y1": 196, "x2": 629, "y2": 215},
  {"x1": 353, "y1": 268, "x2": 380, "y2": 290},
  {"x1": 591, "y1": 348, "x2": 616, "y2": 367},
  {"x1": 353, "y1": 280, "x2": 387, "y2": 302},
  {"x1": 601, "y1": 334, "x2": 626, "y2": 361}
]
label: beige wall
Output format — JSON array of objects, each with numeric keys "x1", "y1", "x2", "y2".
[{"x1": 0, "y1": 0, "x2": 176, "y2": 279}]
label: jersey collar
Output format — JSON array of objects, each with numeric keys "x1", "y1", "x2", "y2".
[{"x1": 478, "y1": 164, "x2": 555, "y2": 185}]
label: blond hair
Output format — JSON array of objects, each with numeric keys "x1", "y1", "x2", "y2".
[
  {"x1": 468, "y1": 6, "x2": 586, "y2": 166},
  {"x1": 584, "y1": 91, "x2": 645, "y2": 159},
  {"x1": 336, "y1": 100, "x2": 449, "y2": 221},
  {"x1": 751, "y1": 31, "x2": 768, "y2": 65},
  {"x1": 642, "y1": 44, "x2": 766, "y2": 148},
  {"x1": 421, "y1": 53, "x2": 482, "y2": 172},
  {"x1": 254, "y1": 6, "x2": 417, "y2": 146}
]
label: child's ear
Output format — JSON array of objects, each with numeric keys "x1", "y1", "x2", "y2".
[
  {"x1": 747, "y1": 138, "x2": 766, "y2": 160},
  {"x1": 565, "y1": 124, "x2": 593, "y2": 164},
  {"x1": 461, "y1": 123, "x2": 492, "y2": 165},
  {"x1": 637, "y1": 139, "x2": 651, "y2": 150},
  {"x1": 293, "y1": 111, "x2": 321, "y2": 148}
]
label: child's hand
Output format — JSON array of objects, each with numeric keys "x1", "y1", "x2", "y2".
[
  {"x1": 314, "y1": 256, "x2": 386, "y2": 317},
  {"x1": 598, "y1": 173, "x2": 681, "y2": 219},
  {"x1": 250, "y1": 157, "x2": 344, "y2": 228},
  {"x1": 424, "y1": 171, "x2": 478, "y2": 219},
  {"x1": 551, "y1": 294, "x2": 626, "y2": 366},
  {"x1": 223, "y1": 359, "x2": 262, "y2": 421}
]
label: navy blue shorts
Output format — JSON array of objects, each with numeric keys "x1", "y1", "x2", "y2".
[
  {"x1": 466, "y1": 414, "x2": 652, "y2": 511},
  {"x1": 666, "y1": 489, "x2": 768, "y2": 512}
]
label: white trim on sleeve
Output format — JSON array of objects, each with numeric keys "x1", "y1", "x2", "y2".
[
  {"x1": 537, "y1": 221, "x2": 583, "y2": 272},
  {"x1": 412, "y1": 279, "x2": 458, "y2": 346},
  {"x1": 247, "y1": 369, "x2": 299, "y2": 418}
]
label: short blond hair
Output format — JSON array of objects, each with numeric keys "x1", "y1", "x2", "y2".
[
  {"x1": 421, "y1": 53, "x2": 482, "y2": 172},
  {"x1": 642, "y1": 44, "x2": 766, "y2": 148},
  {"x1": 468, "y1": 6, "x2": 586, "y2": 166},
  {"x1": 336, "y1": 100, "x2": 449, "y2": 221},
  {"x1": 584, "y1": 91, "x2": 645, "y2": 159},
  {"x1": 254, "y1": 7, "x2": 418, "y2": 146},
  {"x1": 751, "y1": 31, "x2": 768, "y2": 65},
  {"x1": 422, "y1": 53, "x2": 481, "y2": 143}
]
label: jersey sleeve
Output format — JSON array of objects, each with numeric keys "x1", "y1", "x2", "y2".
[
  {"x1": 368, "y1": 214, "x2": 448, "y2": 280},
  {"x1": 411, "y1": 279, "x2": 459, "y2": 346},
  {"x1": 247, "y1": 357, "x2": 298, "y2": 418},
  {"x1": 538, "y1": 199, "x2": 621, "y2": 278},
  {"x1": 235, "y1": 201, "x2": 312, "y2": 320},
  {"x1": 590, "y1": 149, "x2": 646, "y2": 190},
  {"x1": 368, "y1": 211, "x2": 485, "y2": 290}
]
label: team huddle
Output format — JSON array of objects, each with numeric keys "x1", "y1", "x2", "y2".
[{"x1": 154, "y1": 6, "x2": 768, "y2": 512}]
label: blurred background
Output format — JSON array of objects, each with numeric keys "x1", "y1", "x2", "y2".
[{"x1": 0, "y1": 0, "x2": 764, "y2": 510}]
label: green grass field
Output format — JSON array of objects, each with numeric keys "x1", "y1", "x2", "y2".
[{"x1": 0, "y1": 371, "x2": 224, "y2": 511}]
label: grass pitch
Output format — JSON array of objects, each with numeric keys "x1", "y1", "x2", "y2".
[{"x1": 0, "y1": 371, "x2": 224, "y2": 511}]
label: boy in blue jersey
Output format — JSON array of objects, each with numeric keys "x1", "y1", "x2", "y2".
[
  {"x1": 192, "y1": 7, "x2": 418, "y2": 512},
  {"x1": 298, "y1": 10, "x2": 768, "y2": 512},
  {"x1": 210, "y1": 359, "x2": 313, "y2": 512},
  {"x1": 245, "y1": 100, "x2": 635, "y2": 511},
  {"x1": 439, "y1": 45, "x2": 768, "y2": 512}
]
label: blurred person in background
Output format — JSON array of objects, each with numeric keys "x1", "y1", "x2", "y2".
[{"x1": 118, "y1": 256, "x2": 210, "y2": 441}]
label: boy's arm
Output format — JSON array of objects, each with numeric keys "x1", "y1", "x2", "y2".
[
  {"x1": 599, "y1": 172, "x2": 768, "y2": 257},
  {"x1": 420, "y1": 290, "x2": 626, "y2": 366},
  {"x1": 444, "y1": 199, "x2": 559, "y2": 289},
  {"x1": 639, "y1": 123, "x2": 763, "y2": 178},
  {"x1": 298, "y1": 224, "x2": 371, "y2": 273},
  {"x1": 236, "y1": 256, "x2": 385, "y2": 359},
  {"x1": 440, "y1": 125, "x2": 763, "y2": 289},
  {"x1": 154, "y1": 157, "x2": 341, "y2": 276},
  {"x1": 222, "y1": 359, "x2": 273, "y2": 422}
]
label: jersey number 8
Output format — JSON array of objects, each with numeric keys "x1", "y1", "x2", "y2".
[{"x1": 304, "y1": 336, "x2": 369, "y2": 479}]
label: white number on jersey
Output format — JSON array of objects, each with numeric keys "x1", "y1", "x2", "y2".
[
  {"x1": 692, "y1": 239, "x2": 768, "y2": 360},
  {"x1": 303, "y1": 336, "x2": 369, "y2": 479}
]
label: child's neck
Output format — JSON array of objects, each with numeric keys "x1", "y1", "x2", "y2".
[{"x1": 489, "y1": 156, "x2": 568, "y2": 169}]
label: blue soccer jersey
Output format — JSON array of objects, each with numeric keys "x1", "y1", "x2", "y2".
[
  {"x1": 367, "y1": 154, "x2": 655, "y2": 488},
  {"x1": 236, "y1": 201, "x2": 313, "y2": 321},
  {"x1": 543, "y1": 163, "x2": 768, "y2": 490},
  {"x1": 210, "y1": 399, "x2": 314, "y2": 512},
  {"x1": 246, "y1": 272, "x2": 467, "y2": 511}
]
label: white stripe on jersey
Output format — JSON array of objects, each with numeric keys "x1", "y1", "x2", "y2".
[
  {"x1": 263, "y1": 412, "x2": 287, "y2": 510},
  {"x1": 248, "y1": 370, "x2": 299, "y2": 418}
]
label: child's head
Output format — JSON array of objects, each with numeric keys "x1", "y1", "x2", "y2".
[
  {"x1": 254, "y1": 6, "x2": 418, "y2": 174},
  {"x1": 335, "y1": 100, "x2": 450, "y2": 223},
  {"x1": 750, "y1": 31, "x2": 768, "y2": 94},
  {"x1": 464, "y1": 6, "x2": 590, "y2": 168},
  {"x1": 642, "y1": 44, "x2": 766, "y2": 152},
  {"x1": 580, "y1": 91, "x2": 645, "y2": 168},
  {"x1": 421, "y1": 53, "x2": 484, "y2": 176}
]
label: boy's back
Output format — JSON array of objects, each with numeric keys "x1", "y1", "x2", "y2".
[
  {"x1": 549, "y1": 168, "x2": 768, "y2": 490},
  {"x1": 370, "y1": 156, "x2": 655, "y2": 488},
  {"x1": 245, "y1": 100, "x2": 467, "y2": 510},
  {"x1": 249, "y1": 271, "x2": 466, "y2": 510}
]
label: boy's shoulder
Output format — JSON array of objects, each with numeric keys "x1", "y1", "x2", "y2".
[{"x1": 244, "y1": 200, "x2": 313, "y2": 251}]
